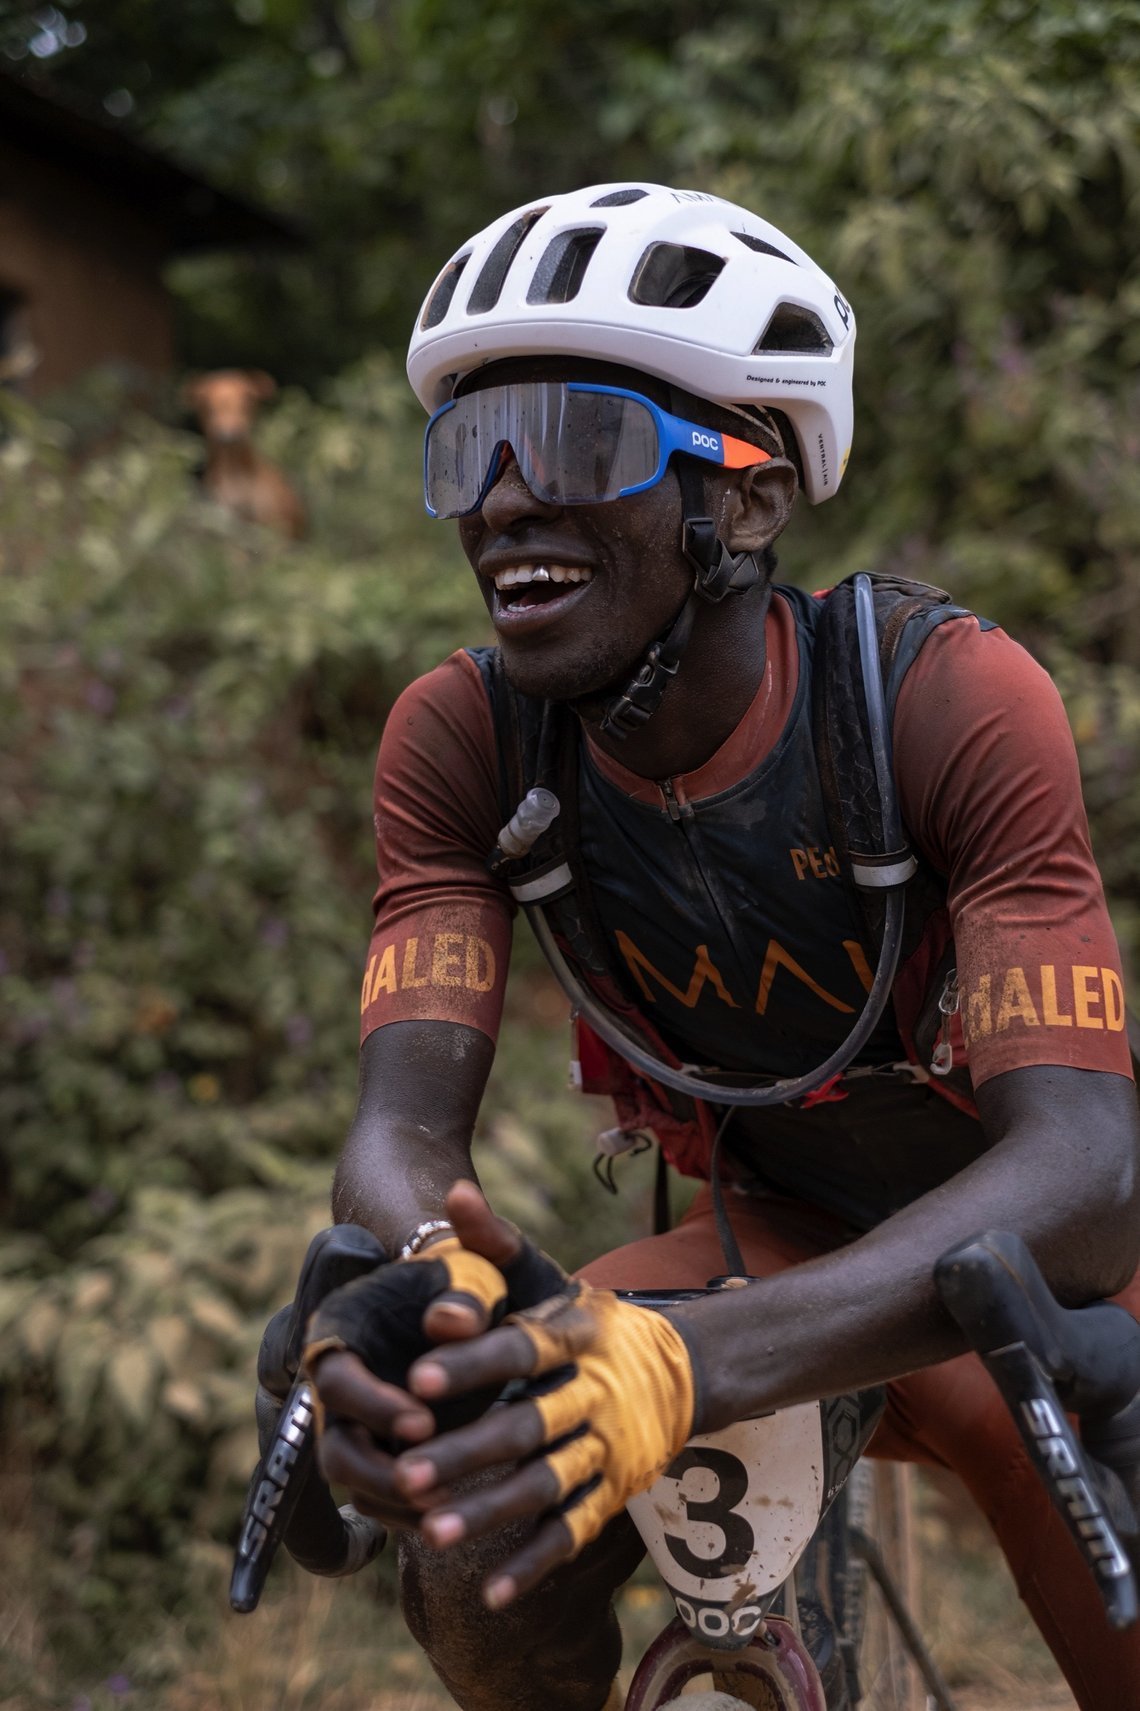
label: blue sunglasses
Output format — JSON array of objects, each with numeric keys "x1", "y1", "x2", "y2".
[{"x1": 424, "y1": 381, "x2": 774, "y2": 518}]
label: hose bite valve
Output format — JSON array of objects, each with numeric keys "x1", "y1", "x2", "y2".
[{"x1": 489, "y1": 788, "x2": 560, "y2": 872}]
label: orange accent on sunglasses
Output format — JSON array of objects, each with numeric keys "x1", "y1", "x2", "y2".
[{"x1": 720, "y1": 434, "x2": 774, "y2": 470}]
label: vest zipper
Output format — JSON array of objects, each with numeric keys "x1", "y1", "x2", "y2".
[{"x1": 658, "y1": 777, "x2": 684, "y2": 823}]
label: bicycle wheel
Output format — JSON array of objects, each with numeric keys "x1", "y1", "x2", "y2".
[
  {"x1": 656, "y1": 1696, "x2": 753, "y2": 1711},
  {"x1": 842, "y1": 1461, "x2": 925, "y2": 1711}
]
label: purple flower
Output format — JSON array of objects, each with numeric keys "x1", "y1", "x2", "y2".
[
  {"x1": 996, "y1": 343, "x2": 1029, "y2": 380},
  {"x1": 260, "y1": 917, "x2": 289, "y2": 949},
  {"x1": 106, "y1": 1675, "x2": 132, "y2": 1697},
  {"x1": 50, "y1": 977, "x2": 83, "y2": 1024},
  {"x1": 285, "y1": 1014, "x2": 313, "y2": 1049},
  {"x1": 84, "y1": 680, "x2": 117, "y2": 716}
]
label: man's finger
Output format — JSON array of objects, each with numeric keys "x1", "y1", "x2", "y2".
[
  {"x1": 311, "y1": 1350, "x2": 435, "y2": 1441},
  {"x1": 317, "y1": 1422, "x2": 419, "y2": 1521},
  {"x1": 482, "y1": 1516, "x2": 577, "y2": 1610},
  {"x1": 421, "y1": 1291, "x2": 491, "y2": 1342},
  {"x1": 394, "y1": 1396, "x2": 547, "y2": 1495},
  {"x1": 445, "y1": 1179, "x2": 524, "y2": 1270},
  {"x1": 409, "y1": 1323, "x2": 537, "y2": 1400},
  {"x1": 419, "y1": 1456, "x2": 561, "y2": 1548}
]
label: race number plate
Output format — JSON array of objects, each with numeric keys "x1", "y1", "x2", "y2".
[{"x1": 625, "y1": 1404, "x2": 824, "y2": 1650}]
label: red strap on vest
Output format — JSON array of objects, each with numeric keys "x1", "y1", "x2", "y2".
[{"x1": 799, "y1": 1073, "x2": 849, "y2": 1109}]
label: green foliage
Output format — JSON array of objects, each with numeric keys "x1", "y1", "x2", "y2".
[
  {"x1": 0, "y1": 368, "x2": 650, "y2": 1685},
  {"x1": 661, "y1": 0, "x2": 1140, "y2": 658},
  {"x1": 0, "y1": 374, "x2": 415, "y2": 1662},
  {"x1": 0, "y1": 364, "x2": 465, "y2": 1251}
]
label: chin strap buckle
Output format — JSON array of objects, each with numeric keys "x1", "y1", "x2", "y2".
[
  {"x1": 682, "y1": 516, "x2": 761, "y2": 603},
  {"x1": 598, "y1": 632, "x2": 685, "y2": 740},
  {"x1": 597, "y1": 492, "x2": 763, "y2": 739}
]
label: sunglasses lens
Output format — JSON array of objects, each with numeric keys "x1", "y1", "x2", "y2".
[{"x1": 424, "y1": 384, "x2": 661, "y2": 518}]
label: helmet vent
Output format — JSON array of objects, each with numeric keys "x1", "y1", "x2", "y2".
[
  {"x1": 591, "y1": 188, "x2": 649, "y2": 207},
  {"x1": 527, "y1": 228, "x2": 604, "y2": 305},
  {"x1": 753, "y1": 304, "x2": 834, "y2": 354},
  {"x1": 421, "y1": 254, "x2": 471, "y2": 330},
  {"x1": 733, "y1": 231, "x2": 797, "y2": 265},
  {"x1": 629, "y1": 243, "x2": 726, "y2": 309},
  {"x1": 467, "y1": 207, "x2": 549, "y2": 315}
]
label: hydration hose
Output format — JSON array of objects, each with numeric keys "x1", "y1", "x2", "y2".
[
  {"x1": 524, "y1": 893, "x2": 904, "y2": 1106},
  {"x1": 498, "y1": 574, "x2": 916, "y2": 1108}
]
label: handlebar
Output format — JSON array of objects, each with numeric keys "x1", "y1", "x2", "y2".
[
  {"x1": 230, "y1": 1223, "x2": 390, "y2": 1614},
  {"x1": 935, "y1": 1230, "x2": 1140, "y2": 1630}
]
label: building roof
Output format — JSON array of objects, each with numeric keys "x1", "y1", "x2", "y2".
[{"x1": 0, "y1": 69, "x2": 303, "y2": 253}]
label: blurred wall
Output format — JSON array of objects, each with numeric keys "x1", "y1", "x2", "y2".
[{"x1": 0, "y1": 138, "x2": 174, "y2": 396}]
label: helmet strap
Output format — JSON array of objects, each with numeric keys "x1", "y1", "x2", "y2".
[
  {"x1": 676, "y1": 457, "x2": 763, "y2": 603},
  {"x1": 598, "y1": 594, "x2": 698, "y2": 740},
  {"x1": 597, "y1": 458, "x2": 761, "y2": 741}
]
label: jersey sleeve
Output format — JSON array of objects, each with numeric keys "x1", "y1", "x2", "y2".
[
  {"x1": 893, "y1": 617, "x2": 1132, "y2": 1087},
  {"x1": 359, "y1": 650, "x2": 513, "y2": 1046}
]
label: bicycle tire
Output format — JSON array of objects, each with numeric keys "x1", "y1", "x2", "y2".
[
  {"x1": 655, "y1": 1696, "x2": 754, "y2": 1711},
  {"x1": 626, "y1": 1614, "x2": 827, "y2": 1711},
  {"x1": 843, "y1": 1461, "x2": 925, "y2": 1711}
]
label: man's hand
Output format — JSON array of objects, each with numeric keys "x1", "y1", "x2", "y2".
[
  {"x1": 307, "y1": 1183, "x2": 564, "y2": 1531},
  {"x1": 386, "y1": 1279, "x2": 698, "y2": 1610}
]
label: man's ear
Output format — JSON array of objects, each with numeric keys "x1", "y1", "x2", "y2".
[{"x1": 720, "y1": 459, "x2": 798, "y2": 555}]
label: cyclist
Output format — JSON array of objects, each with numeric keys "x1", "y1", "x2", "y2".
[{"x1": 298, "y1": 185, "x2": 1140, "y2": 1711}]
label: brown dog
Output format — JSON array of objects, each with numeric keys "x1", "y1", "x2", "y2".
[{"x1": 184, "y1": 370, "x2": 308, "y2": 541}]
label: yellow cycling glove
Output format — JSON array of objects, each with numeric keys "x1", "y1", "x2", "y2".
[
  {"x1": 404, "y1": 1234, "x2": 510, "y2": 1313},
  {"x1": 509, "y1": 1282, "x2": 697, "y2": 1555}
]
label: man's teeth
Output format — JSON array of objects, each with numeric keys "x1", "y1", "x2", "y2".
[{"x1": 492, "y1": 564, "x2": 593, "y2": 590}]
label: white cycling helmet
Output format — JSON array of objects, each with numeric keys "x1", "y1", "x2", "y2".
[{"x1": 407, "y1": 183, "x2": 855, "y2": 504}]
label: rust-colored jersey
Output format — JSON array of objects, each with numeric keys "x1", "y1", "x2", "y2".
[{"x1": 360, "y1": 590, "x2": 1130, "y2": 1095}]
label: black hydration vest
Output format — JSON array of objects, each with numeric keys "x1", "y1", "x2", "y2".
[{"x1": 468, "y1": 574, "x2": 984, "y2": 1146}]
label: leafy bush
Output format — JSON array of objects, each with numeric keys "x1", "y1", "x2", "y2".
[
  {"x1": 5, "y1": 323, "x2": 1140, "y2": 1687},
  {"x1": 0, "y1": 368, "x2": 653, "y2": 1688}
]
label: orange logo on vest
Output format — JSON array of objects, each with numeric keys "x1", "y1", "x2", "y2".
[
  {"x1": 789, "y1": 845, "x2": 840, "y2": 880},
  {"x1": 615, "y1": 930, "x2": 873, "y2": 1016}
]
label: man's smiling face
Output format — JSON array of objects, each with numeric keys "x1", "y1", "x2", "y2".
[{"x1": 455, "y1": 358, "x2": 701, "y2": 705}]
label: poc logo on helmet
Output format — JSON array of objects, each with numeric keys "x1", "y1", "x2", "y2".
[{"x1": 690, "y1": 430, "x2": 721, "y2": 451}]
